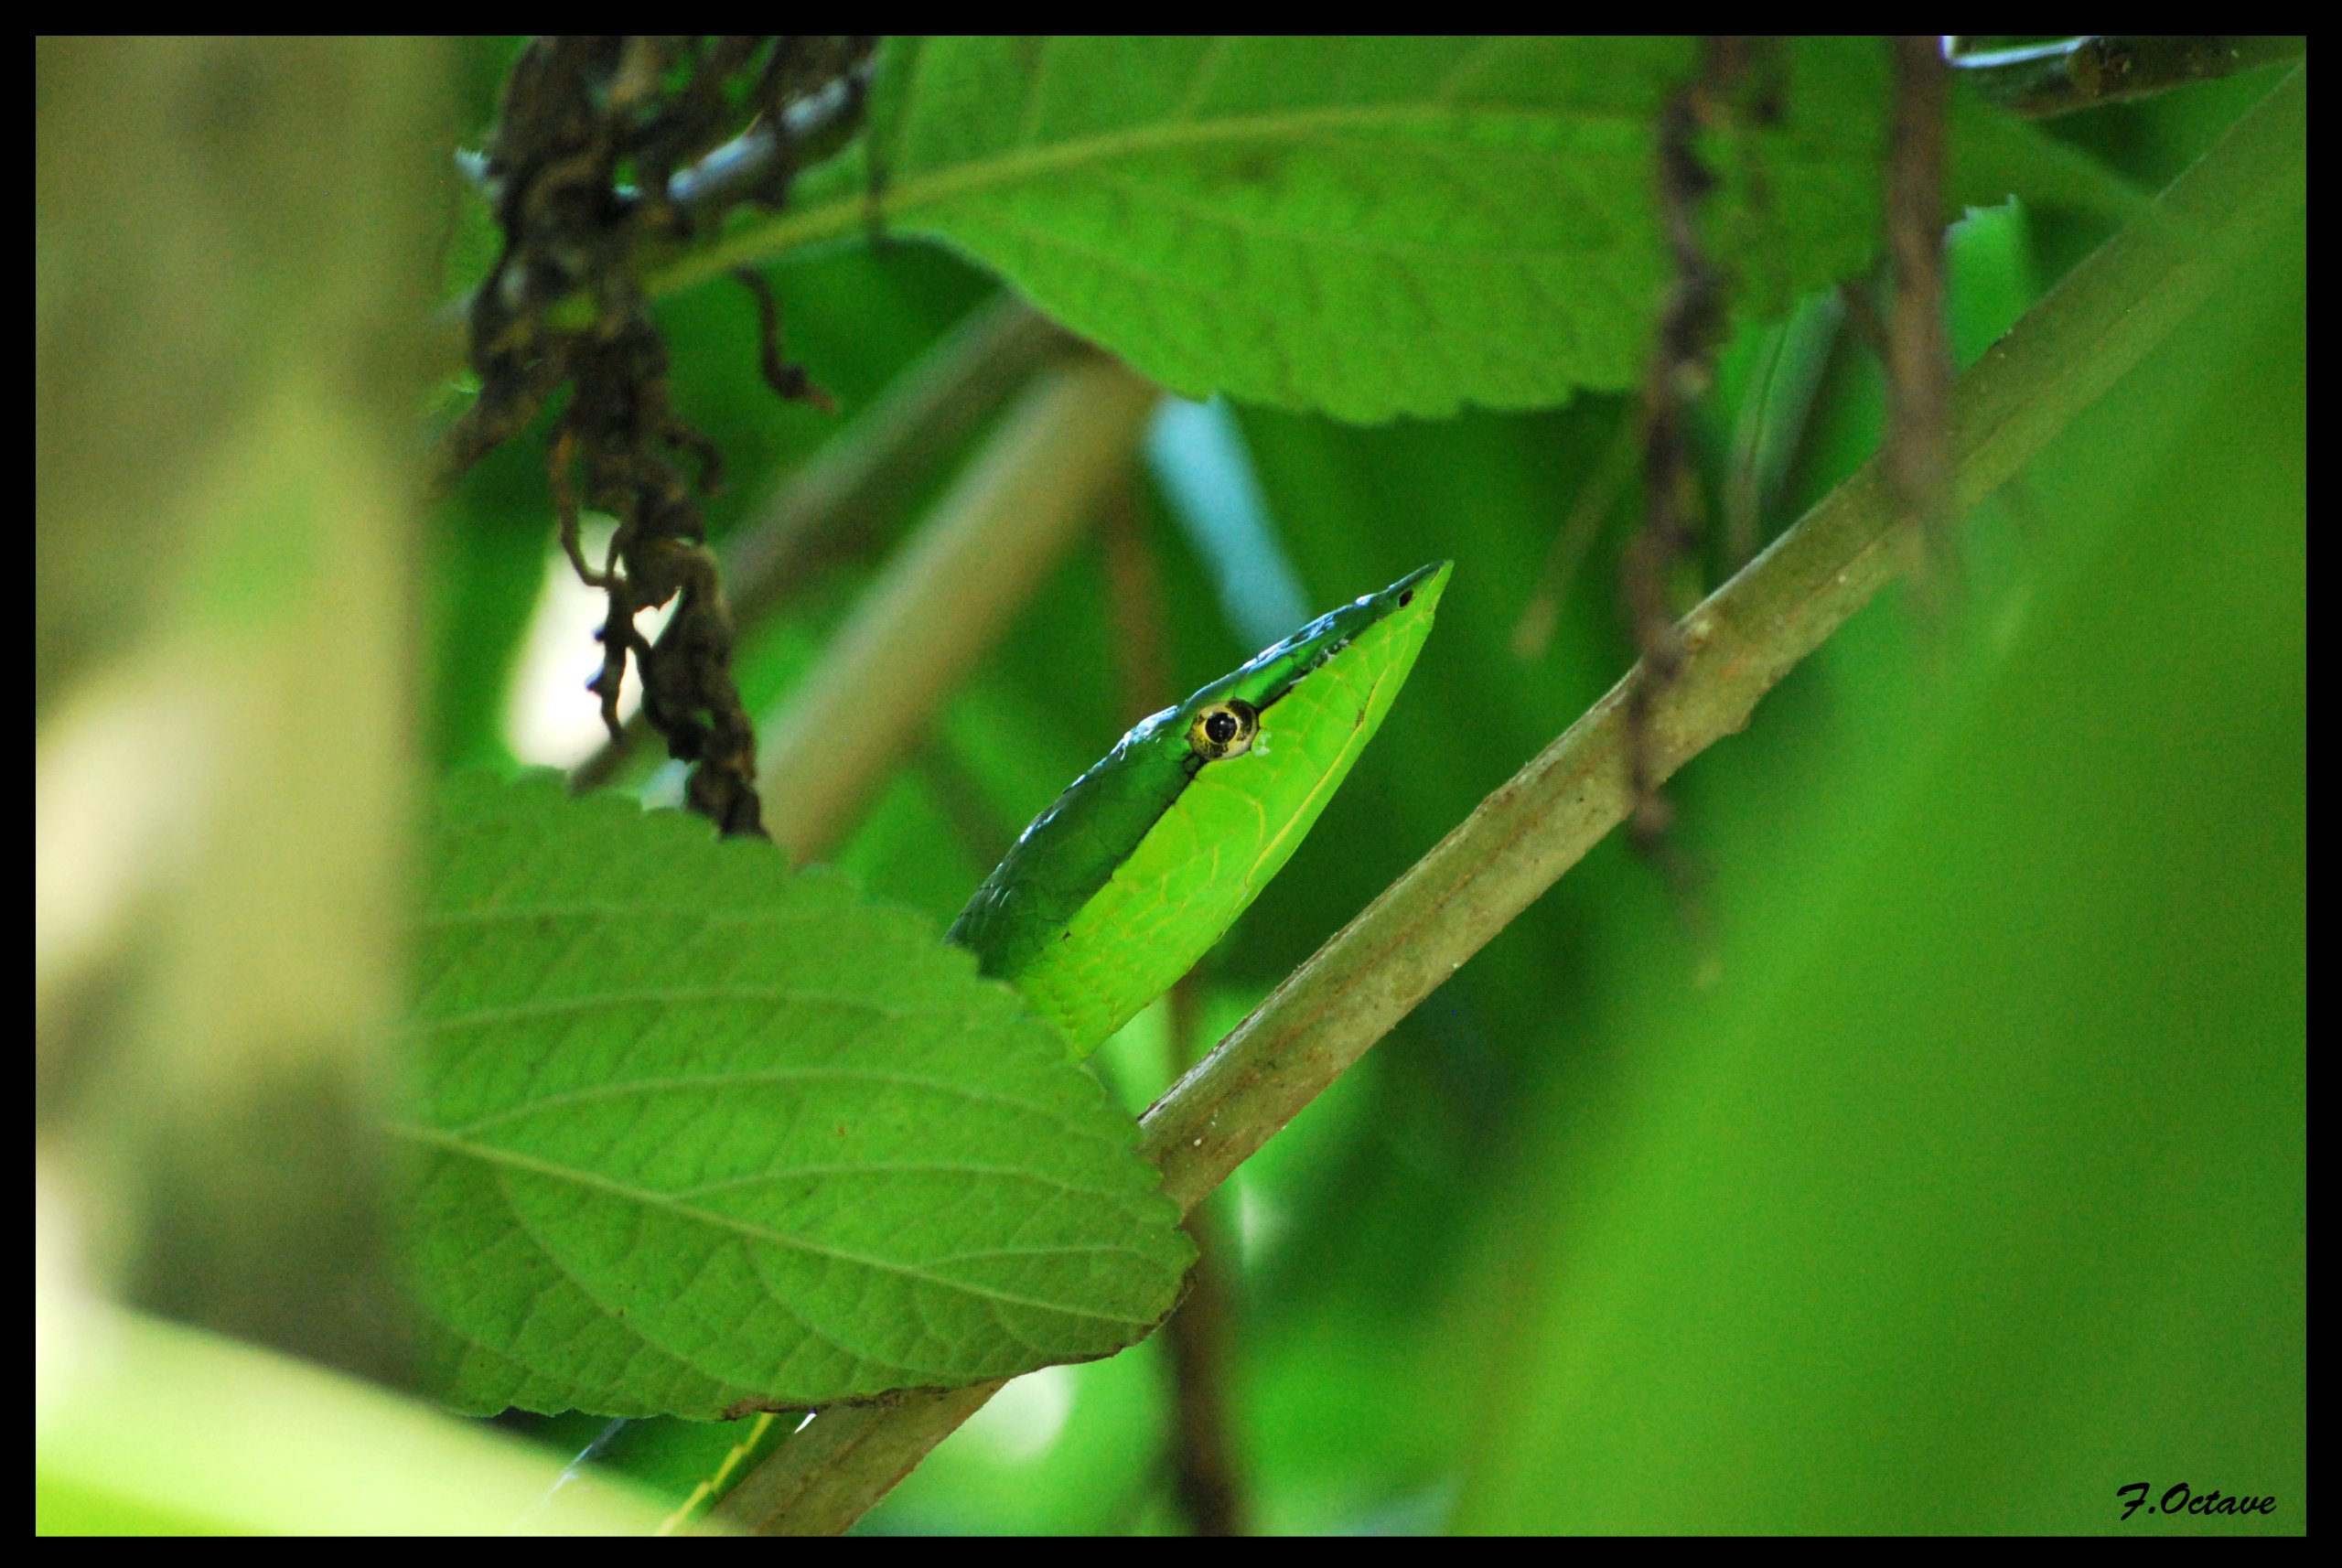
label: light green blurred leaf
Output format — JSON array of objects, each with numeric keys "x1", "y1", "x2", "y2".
[
  {"x1": 1948, "y1": 80, "x2": 2151, "y2": 223},
  {"x1": 36, "y1": 1300, "x2": 671, "y2": 1534},
  {"x1": 1454, "y1": 206, "x2": 2304, "y2": 1536}
]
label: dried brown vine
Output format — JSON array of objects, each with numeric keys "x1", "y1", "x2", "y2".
[
  {"x1": 1625, "y1": 37, "x2": 1781, "y2": 861},
  {"x1": 440, "y1": 37, "x2": 875, "y2": 837}
]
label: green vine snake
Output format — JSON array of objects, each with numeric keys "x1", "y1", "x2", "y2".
[{"x1": 556, "y1": 560, "x2": 1450, "y2": 1528}]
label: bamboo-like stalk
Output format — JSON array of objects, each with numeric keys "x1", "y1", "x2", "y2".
[{"x1": 756, "y1": 358, "x2": 1160, "y2": 863}]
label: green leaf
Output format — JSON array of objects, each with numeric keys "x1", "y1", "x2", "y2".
[
  {"x1": 745, "y1": 37, "x2": 1892, "y2": 421},
  {"x1": 36, "y1": 1302, "x2": 675, "y2": 1534},
  {"x1": 400, "y1": 774, "x2": 1194, "y2": 1419}
]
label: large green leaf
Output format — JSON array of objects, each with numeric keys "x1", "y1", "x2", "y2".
[
  {"x1": 751, "y1": 37, "x2": 1889, "y2": 420},
  {"x1": 401, "y1": 775, "x2": 1194, "y2": 1419}
]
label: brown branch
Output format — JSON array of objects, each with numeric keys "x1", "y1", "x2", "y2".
[
  {"x1": 1159, "y1": 979, "x2": 1250, "y2": 1537},
  {"x1": 1885, "y1": 37, "x2": 1955, "y2": 607}
]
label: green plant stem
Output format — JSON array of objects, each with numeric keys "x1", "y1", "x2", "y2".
[
  {"x1": 756, "y1": 356, "x2": 1160, "y2": 862},
  {"x1": 709, "y1": 63, "x2": 2303, "y2": 1536}
]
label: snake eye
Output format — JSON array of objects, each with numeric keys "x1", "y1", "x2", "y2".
[{"x1": 1187, "y1": 699, "x2": 1259, "y2": 761}]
